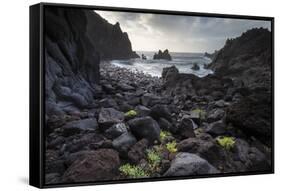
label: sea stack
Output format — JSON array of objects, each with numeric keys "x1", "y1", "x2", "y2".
[{"x1": 153, "y1": 49, "x2": 172, "y2": 60}]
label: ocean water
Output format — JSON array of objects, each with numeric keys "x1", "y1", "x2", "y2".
[{"x1": 110, "y1": 51, "x2": 214, "y2": 78}]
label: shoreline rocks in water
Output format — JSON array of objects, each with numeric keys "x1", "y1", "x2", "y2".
[
  {"x1": 191, "y1": 63, "x2": 200, "y2": 71},
  {"x1": 153, "y1": 49, "x2": 172, "y2": 60}
]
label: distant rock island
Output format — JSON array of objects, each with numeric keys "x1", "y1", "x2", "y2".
[{"x1": 153, "y1": 49, "x2": 172, "y2": 60}]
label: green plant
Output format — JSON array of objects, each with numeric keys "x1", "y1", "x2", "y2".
[
  {"x1": 216, "y1": 136, "x2": 235, "y2": 150},
  {"x1": 166, "y1": 141, "x2": 177, "y2": 153},
  {"x1": 160, "y1": 130, "x2": 171, "y2": 142},
  {"x1": 191, "y1": 108, "x2": 206, "y2": 120},
  {"x1": 124, "y1": 110, "x2": 137, "y2": 118},
  {"x1": 147, "y1": 149, "x2": 161, "y2": 170},
  {"x1": 119, "y1": 164, "x2": 149, "y2": 178}
]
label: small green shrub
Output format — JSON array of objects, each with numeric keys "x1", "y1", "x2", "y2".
[
  {"x1": 147, "y1": 149, "x2": 161, "y2": 170},
  {"x1": 166, "y1": 141, "x2": 177, "y2": 153},
  {"x1": 119, "y1": 164, "x2": 149, "y2": 178},
  {"x1": 160, "y1": 130, "x2": 171, "y2": 142},
  {"x1": 216, "y1": 136, "x2": 235, "y2": 150},
  {"x1": 124, "y1": 110, "x2": 137, "y2": 118},
  {"x1": 191, "y1": 108, "x2": 207, "y2": 120}
]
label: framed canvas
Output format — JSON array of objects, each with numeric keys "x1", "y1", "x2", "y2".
[{"x1": 29, "y1": 2, "x2": 274, "y2": 188}]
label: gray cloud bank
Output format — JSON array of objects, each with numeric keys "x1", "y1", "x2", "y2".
[{"x1": 95, "y1": 10, "x2": 271, "y2": 53}]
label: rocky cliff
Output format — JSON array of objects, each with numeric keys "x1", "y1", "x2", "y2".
[
  {"x1": 208, "y1": 28, "x2": 272, "y2": 89},
  {"x1": 45, "y1": 7, "x2": 139, "y2": 116},
  {"x1": 85, "y1": 11, "x2": 139, "y2": 60}
]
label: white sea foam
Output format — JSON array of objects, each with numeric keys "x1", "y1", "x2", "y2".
[{"x1": 110, "y1": 51, "x2": 214, "y2": 78}]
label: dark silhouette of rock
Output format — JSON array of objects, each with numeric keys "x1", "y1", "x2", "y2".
[
  {"x1": 45, "y1": 7, "x2": 100, "y2": 115},
  {"x1": 150, "y1": 104, "x2": 172, "y2": 121},
  {"x1": 191, "y1": 63, "x2": 200, "y2": 71},
  {"x1": 105, "y1": 123, "x2": 128, "y2": 139},
  {"x1": 62, "y1": 149, "x2": 120, "y2": 183},
  {"x1": 177, "y1": 117, "x2": 196, "y2": 139},
  {"x1": 45, "y1": 7, "x2": 140, "y2": 117},
  {"x1": 112, "y1": 132, "x2": 137, "y2": 154},
  {"x1": 226, "y1": 88, "x2": 272, "y2": 146},
  {"x1": 98, "y1": 108, "x2": 125, "y2": 128},
  {"x1": 128, "y1": 139, "x2": 149, "y2": 163},
  {"x1": 61, "y1": 118, "x2": 98, "y2": 137},
  {"x1": 85, "y1": 16, "x2": 140, "y2": 59},
  {"x1": 161, "y1": 65, "x2": 179, "y2": 82},
  {"x1": 141, "y1": 54, "x2": 147, "y2": 60},
  {"x1": 127, "y1": 116, "x2": 161, "y2": 144},
  {"x1": 164, "y1": 153, "x2": 219, "y2": 176},
  {"x1": 153, "y1": 49, "x2": 172, "y2": 60},
  {"x1": 208, "y1": 28, "x2": 271, "y2": 90}
]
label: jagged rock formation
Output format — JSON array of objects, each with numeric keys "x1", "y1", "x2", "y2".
[
  {"x1": 45, "y1": 7, "x2": 100, "y2": 116},
  {"x1": 85, "y1": 12, "x2": 140, "y2": 59},
  {"x1": 153, "y1": 49, "x2": 172, "y2": 60},
  {"x1": 208, "y1": 28, "x2": 272, "y2": 89},
  {"x1": 45, "y1": 7, "x2": 139, "y2": 117},
  {"x1": 208, "y1": 28, "x2": 272, "y2": 146}
]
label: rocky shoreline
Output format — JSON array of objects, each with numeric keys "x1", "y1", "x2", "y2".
[
  {"x1": 45, "y1": 61, "x2": 271, "y2": 184},
  {"x1": 44, "y1": 7, "x2": 272, "y2": 185}
]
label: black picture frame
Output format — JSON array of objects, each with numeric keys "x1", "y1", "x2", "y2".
[{"x1": 30, "y1": 2, "x2": 274, "y2": 188}]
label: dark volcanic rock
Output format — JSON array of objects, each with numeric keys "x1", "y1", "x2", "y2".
[
  {"x1": 62, "y1": 149, "x2": 120, "y2": 182},
  {"x1": 158, "y1": 118, "x2": 172, "y2": 131},
  {"x1": 226, "y1": 89, "x2": 272, "y2": 145},
  {"x1": 135, "y1": 105, "x2": 151, "y2": 117},
  {"x1": 45, "y1": 7, "x2": 100, "y2": 114},
  {"x1": 98, "y1": 108, "x2": 124, "y2": 128},
  {"x1": 191, "y1": 63, "x2": 200, "y2": 71},
  {"x1": 45, "y1": 150, "x2": 65, "y2": 175},
  {"x1": 153, "y1": 49, "x2": 172, "y2": 60},
  {"x1": 205, "y1": 120, "x2": 227, "y2": 136},
  {"x1": 141, "y1": 93, "x2": 163, "y2": 107},
  {"x1": 150, "y1": 104, "x2": 172, "y2": 121},
  {"x1": 162, "y1": 65, "x2": 179, "y2": 82},
  {"x1": 207, "y1": 108, "x2": 225, "y2": 122},
  {"x1": 127, "y1": 116, "x2": 161, "y2": 144},
  {"x1": 85, "y1": 12, "x2": 140, "y2": 59},
  {"x1": 128, "y1": 139, "x2": 149, "y2": 163},
  {"x1": 161, "y1": 66, "x2": 227, "y2": 100},
  {"x1": 112, "y1": 132, "x2": 137, "y2": 154},
  {"x1": 177, "y1": 137, "x2": 223, "y2": 167},
  {"x1": 164, "y1": 153, "x2": 219, "y2": 176},
  {"x1": 45, "y1": 7, "x2": 139, "y2": 117},
  {"x1": 45, "y1": 173, "x2": 61, "y2": 184},
  {"x1": 233, "y1": 139, "x2": 270, "y2": 171},
  {"x1": 105, "y1": 123, "x2": 128, "y2": 139},
  {"x1": 61, "y1": 118, "x2": 98, "y2": 137},
  {"x1": 177, "y1": 117, "x2": 196, "y2": 139},
  {"x1": 208, "y1": 28, "x2": 271, "y2": 89}
]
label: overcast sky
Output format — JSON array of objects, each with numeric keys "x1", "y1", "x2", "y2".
[{"x1": 95, "y1": 10, "x2": 271, "y2": 53}]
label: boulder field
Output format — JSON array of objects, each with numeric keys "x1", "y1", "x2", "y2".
[{"x1": 44, "y1": 8, "x2": 272, "y2": 184}]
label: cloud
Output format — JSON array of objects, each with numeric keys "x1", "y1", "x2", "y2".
[{"x1": 95, "y1": 10, "x2": 271, "y2": 52}]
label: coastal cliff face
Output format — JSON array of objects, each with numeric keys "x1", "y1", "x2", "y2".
[
  {"x1": 45, "y1": 7, "x2": 138, "y2": 116},
  {"x1": 208, "y1": 28, "x2": 272, "y2": 89},
  {"x1": 85, "y1": 11, "x2": 139, "y2": 60},
  {"x1": 209, "y1": 28, "x2": 272, "y2": 145}
]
